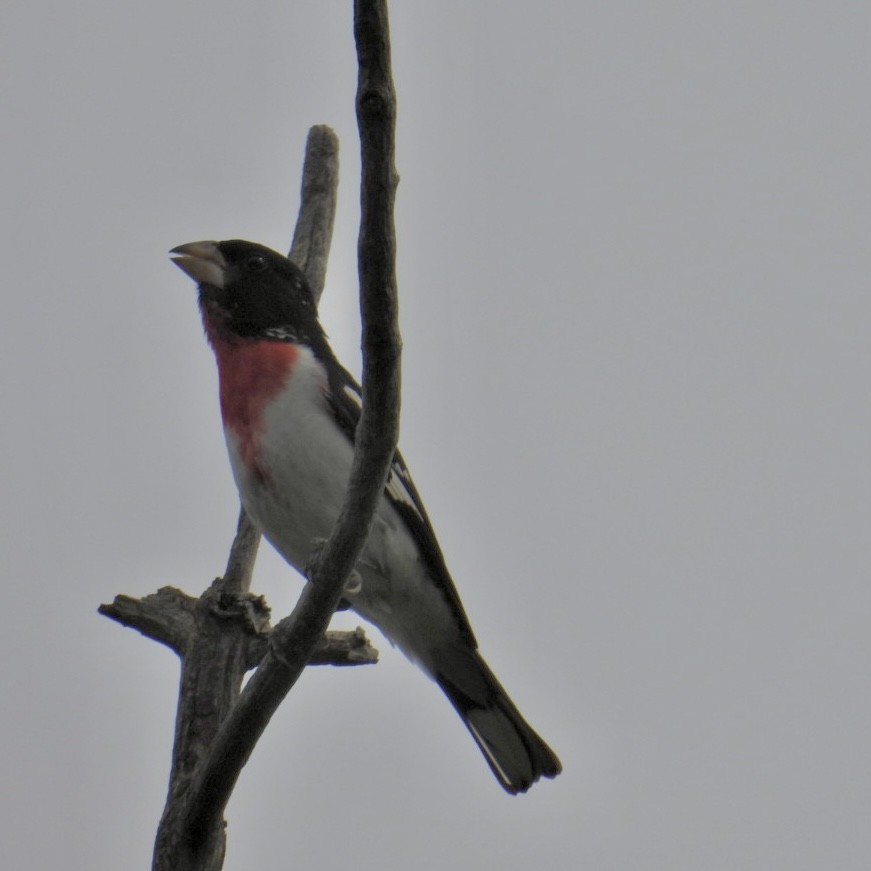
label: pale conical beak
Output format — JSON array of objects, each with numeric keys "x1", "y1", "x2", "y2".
[{"x1": 170, "y1": 241, "x2": 227, "y2": 288}]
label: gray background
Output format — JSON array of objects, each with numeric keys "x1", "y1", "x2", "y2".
[{"x1": 2, "y1": 2, "x2": 869, "y2": 868}]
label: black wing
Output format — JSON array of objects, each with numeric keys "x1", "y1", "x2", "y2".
[{"x1": 323, "y1": 363, "x2": 477, "y2": 648}]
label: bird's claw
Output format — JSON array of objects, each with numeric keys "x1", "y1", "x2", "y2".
[{"x1": 306, "y1": 538, "x2": 363, "y2": 608}]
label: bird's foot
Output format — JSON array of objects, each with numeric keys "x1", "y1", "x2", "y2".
[{"x1": 306, "y1": 538, "x2": 362, "y2": 611}]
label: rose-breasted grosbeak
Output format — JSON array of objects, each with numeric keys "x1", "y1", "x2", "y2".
[{"x1": 171, "y1": 239, "x2": 561, "y2": 793}]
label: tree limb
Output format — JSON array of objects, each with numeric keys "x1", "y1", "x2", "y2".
[
  {"x1": 290, "y1": 124, "x2": 340, "y2": 304},
  {"x1": 98, "y1": 588, "x2": 197, "y2": 655},
  {"x1": 98, "y1": 587, "x2": 376, "y2": 667}
]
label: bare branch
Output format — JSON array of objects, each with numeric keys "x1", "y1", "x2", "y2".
[
  {"x1": 241, "y1": 625, "x2": 380, "y2": 670},
  {"x1": 289, "y1": 124, "x2": 340, "y2": 304},
  {"x1": 218, "y1": 509, "x2": 261, "y2": 597},
  {"x1": 176, "y1": 0, "x2": 400, "y2": 853},
  {"x1": 100, "y1": 586, "x2": 375, "y2": 668},
  {"x1": 98, "y1": 588, "x2": 197, "y2": 655},
  {"x1": 307, "y1": 627, "x2": 379, "y2": 666}
]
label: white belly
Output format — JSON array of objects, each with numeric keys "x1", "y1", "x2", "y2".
[{"x1": 224, "y1": 347, "x2": 461, "y2": 671}]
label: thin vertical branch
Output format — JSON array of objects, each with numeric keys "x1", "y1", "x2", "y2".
[{"x1": 290, "y1": 124, "x2": 340, "y2": 304}]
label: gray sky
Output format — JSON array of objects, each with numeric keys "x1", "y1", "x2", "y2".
[{"x1": 2, "y1": 2, "x2": 869, "y2": 868}]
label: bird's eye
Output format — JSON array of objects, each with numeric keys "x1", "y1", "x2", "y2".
[{"x1": 245, "y1": 253, "x2": 268, "y2": 273}]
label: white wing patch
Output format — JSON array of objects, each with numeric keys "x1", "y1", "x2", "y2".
[
  {"x1": 386, "y1": 456, "x2": 422, "y2": 519},
  {"x1": 343, "y1": 383, "x2": 363, "y2": 410}
]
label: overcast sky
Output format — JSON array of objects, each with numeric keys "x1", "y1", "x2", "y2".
[{"x1": 2, "y1": 2, "x2": 870, "y2": 869}]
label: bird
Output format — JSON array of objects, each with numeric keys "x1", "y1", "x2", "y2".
[{"x1": 171, "y1": 239, "x2": 561, "y2": 793}]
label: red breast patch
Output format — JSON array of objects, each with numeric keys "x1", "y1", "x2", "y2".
[{"x1": 207, "y1": 321, "x2": 299, "y2": 484}]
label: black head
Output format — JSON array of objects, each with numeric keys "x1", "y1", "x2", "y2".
[{"x1": 171, "y1": 239, "x2": 321, "y2": 344}]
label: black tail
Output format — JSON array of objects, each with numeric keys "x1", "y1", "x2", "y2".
[{"x1": 434, "y1": 649, "x2": 561, "y2": 794}]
